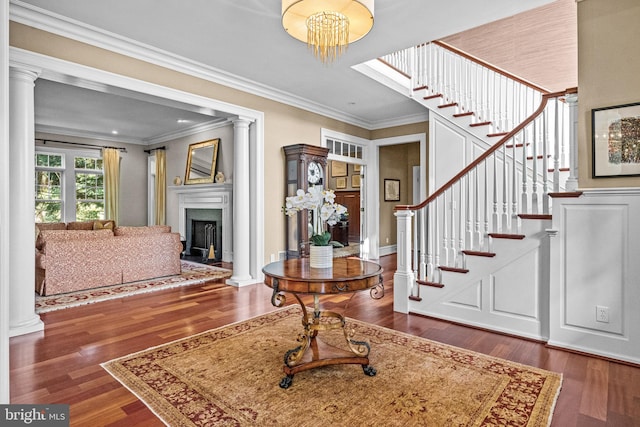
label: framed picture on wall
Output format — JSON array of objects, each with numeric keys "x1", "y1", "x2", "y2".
[
  {"x1": 336, "y1": 177, "x2": 347, "y2": 189},
  {"x1": 592, "y1": 102, "x2": 640, "y2": 177},
  {"x1": 384, "y1": 179, "x2": 400, "y2": 201},
  {"x1": 332, "y1": 160, "x2": 347, "y2": 177},
  {"x1": 351, "y1": 174, "x2": 361, "y2": 188}
]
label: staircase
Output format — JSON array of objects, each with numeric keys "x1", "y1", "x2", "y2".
[{"x1": 358, "y1": 41, "x2": 579, "y2": 340}]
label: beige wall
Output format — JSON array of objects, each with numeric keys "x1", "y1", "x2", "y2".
[
  {"x1": 577, "y1": 0, "x2": 640, "y2": 188},
  {"x1": 379, "y1": 142, "x2": 420, "y2": 246},
  {"x1": 11, "y1": 22, "x2": 419, "y2": 262}
]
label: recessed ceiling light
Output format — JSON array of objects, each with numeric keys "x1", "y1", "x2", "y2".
[
  {"x1": 111, "y1": 130, "x2": 119, "y2": 135},
  {"x1": 177, "y1": 119, "x2": 192, "y2": 124}
]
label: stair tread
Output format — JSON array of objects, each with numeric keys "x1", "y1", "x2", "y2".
[
  {"x1": 439, "y1": 266, "x2": 469, "y2": 273},
  {"x1": 462, "y1": 250, "x2": 496, "y2": 257},
  {"x1": 416, "y1": 279, "x2": 445, "y2": 288},
  {"x1": 413, "y1": 85, "x2": 428, "y2": 91},
  {"x1": 438, "y1": 102, "x2": 458, "y2": 108},
  {"x1": 409, "y1": 295, "x2": 423, "y2": 301},
  {"x1": 489, "y1": 233, "x2": 526, "y2": 240},
  {"x1": 424, "y1": 94, "x2": 443, "y2": 100},
  {"x1": 453, "y1": 112, "x2": 474, "y2": 117},
  {"x1": 549, "y1": 191, "x2": 583, "y2": 198},
  {"x1": 470, "y1": 121, "x2": 491, "y2": 127},
  {"x1": 487, "y1": 132, "x2": 509, "y2": 137},
  {"x1": 519, "y1": 214, "x2": 552, "y2": 220}
]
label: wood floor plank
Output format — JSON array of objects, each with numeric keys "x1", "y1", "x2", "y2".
[{"x1": 9, "y1": 254, "x2": 640, "y2": 426}]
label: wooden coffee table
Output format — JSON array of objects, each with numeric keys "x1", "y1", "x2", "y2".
[{"x1": 262, "y1": 257, "x2": 384, "y2": 388}]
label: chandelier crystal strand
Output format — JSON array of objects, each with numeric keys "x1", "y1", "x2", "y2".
[{"x1": 306, "y1": 11, "x2": 349, "y2": 63}]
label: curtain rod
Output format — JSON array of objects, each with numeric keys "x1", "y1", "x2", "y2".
[
  {"x1": 37, "y1": 138, "x2": 128, "y2": 153},
  {"x1": 144, "y1": 146, "x2": 166, "y2": 154}
]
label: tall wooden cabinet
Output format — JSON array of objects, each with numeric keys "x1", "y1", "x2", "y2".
[{"x1": 283, "y1": 144, "x2": 329, "y2": 259}]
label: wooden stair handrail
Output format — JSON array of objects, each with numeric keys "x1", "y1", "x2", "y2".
[
  {"x1": 395, "y1": 88, "x2": 577, "y2": 212},
  {"x1": 431, "y1": 40, "x2": 551, "y2": 95}
]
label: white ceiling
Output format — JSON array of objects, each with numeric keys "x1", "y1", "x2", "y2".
[{"x1": 14, "y1": 0, "x2": 554, "y2": 144}]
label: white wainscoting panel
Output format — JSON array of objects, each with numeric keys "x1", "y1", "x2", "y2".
[{"x1": 549, "y1": 189, "x2": 640, "y2": 364}]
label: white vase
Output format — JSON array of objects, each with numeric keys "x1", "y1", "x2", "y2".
[{"x1": 309, "y1": 245, "x2": 333, "y2": 268}]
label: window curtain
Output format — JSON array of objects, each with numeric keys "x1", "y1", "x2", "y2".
[
  {"x1": 154, "y1": 149, "x2": 166, "y2": 225},
  {"x1": 102, "y1": 148, "x2": 120, "y2": 225}
]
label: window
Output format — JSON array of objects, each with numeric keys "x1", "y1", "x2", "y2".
[
  {"x1": 35, "y1": 153, "x2": 63, "y2": 222},
  {"x1": 35, "y1": 150, "x2": 105, "y2": 223},
  {"x1": 74, "y1": 156, "x2": 104, "y2": 221}
]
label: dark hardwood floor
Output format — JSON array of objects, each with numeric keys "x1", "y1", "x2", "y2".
[{"x1": 10, "y1": 254, "x2": 640, "y2": 426}]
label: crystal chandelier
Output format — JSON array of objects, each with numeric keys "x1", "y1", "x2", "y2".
[{"x1": 282, "y1": 0, "x2": 375, "y2": 64}]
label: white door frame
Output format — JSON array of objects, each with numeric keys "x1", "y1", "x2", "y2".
[{"x1": 321, "y1": 129, "x2": 427, "y2": 260}]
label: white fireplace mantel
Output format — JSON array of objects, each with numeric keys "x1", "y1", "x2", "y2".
[{"x1": 169, "y1": 183, "x2": 233, "y2": 262}]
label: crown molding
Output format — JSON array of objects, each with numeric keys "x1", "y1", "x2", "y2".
[
  {"x1": 9, "y1": 0, "x2": 421, "y2": 130},
  {"x1": 146, "y1": 119, "x2": 230, "y2": 145}
]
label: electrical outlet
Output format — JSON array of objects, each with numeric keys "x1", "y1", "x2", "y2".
[{"x1": 596, "y1": 305, "x2": 609, "y2": 323}]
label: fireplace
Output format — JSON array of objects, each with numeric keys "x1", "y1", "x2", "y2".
[{"x1": 172, "y1": 183, "x2": 233, "y2": 263}]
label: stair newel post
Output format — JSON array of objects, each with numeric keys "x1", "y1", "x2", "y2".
[
  {"x1": 564, "y1": 92, "x2": 579, "y2": 191},
  {"x1": 393, "y1": 209, "x2": 415, "y2": 314}
]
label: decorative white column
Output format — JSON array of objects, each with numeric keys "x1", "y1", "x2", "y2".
[
  {"x1": 564, "y1": 93, "x2": 579, "y2": 192},
  {"x1": 1, "y1": 0, "x2": 12, "y2": 403},
  {"x1": 9, "y1": 65, "x2": 44, "y2": 336},
  {"x1": 393, "y1": 209, "x2": 415, "y2": 314},
  {"x1": 227, "y1": 117, "x2": 254, "y2": 286}
]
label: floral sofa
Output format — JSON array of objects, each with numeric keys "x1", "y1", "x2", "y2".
[{"x1": 35, "y1": 221, "x2": 182, "y2": 296}]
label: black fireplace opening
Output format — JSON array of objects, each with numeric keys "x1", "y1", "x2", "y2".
[{"x1": 190, "y1": 220, "x2": 217, "y2": 260}]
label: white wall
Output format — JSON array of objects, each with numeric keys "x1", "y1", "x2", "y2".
[{"x1": 548, "y1": 188, "x2": 640, "y2": 364}]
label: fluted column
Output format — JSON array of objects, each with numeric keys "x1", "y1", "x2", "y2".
[
  {"x1": 227, "y1": 117, "x2": 254, "y2": 286},
  {"x1": 9, "y1": 65, "x2": 44, "y2": 336},
  {"x1": 565, "y1": 93, "x2": 579, "y2": 192}
]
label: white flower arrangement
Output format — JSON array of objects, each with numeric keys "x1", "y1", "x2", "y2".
[{"x1": 284, "y1": 186, "x2": 347, "y2": 246}]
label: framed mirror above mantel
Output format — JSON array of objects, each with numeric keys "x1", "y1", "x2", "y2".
[{"x1": 184, "y1": 138, "x2": 220, "y2": 184}]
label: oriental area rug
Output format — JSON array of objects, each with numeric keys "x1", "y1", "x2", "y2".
[
  {"x1": 102, "y1": 306, "x2": 562, "y2": 427},
  {"x1": 35, "y1": 261, "x2": 232, "y2": 313}
]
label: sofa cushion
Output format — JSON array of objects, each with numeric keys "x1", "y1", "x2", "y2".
[
  {"x1": 37, "y1": 228, "x2": 114, "y2": 250},
  {"x1": 36, "y1": 222, "x2": 67, "y2": 231},
  {"x1": 67, "y1": 220, "x2": 116, "y2": 230},
  {"x1": 93, "y1": 220, "x2": 115, "y2": 231},
  {"x1": 114, "y1": 225, "x2": 171, "y2": 236}
]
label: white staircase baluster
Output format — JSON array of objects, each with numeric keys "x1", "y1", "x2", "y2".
[
  {"x1": 543, "y1": 105, "x2": 550, "y2": 214},
  {"x1": 532, "y1": 116, "x2": 539, "y2": 214},
  {"x1": 501, "y1": 145, "x2": 509, "y2": 231}
]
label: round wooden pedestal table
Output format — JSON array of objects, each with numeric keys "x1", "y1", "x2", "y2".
[{"x1": 262, "y1": 257, "x2": 384, "y2": 389}]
